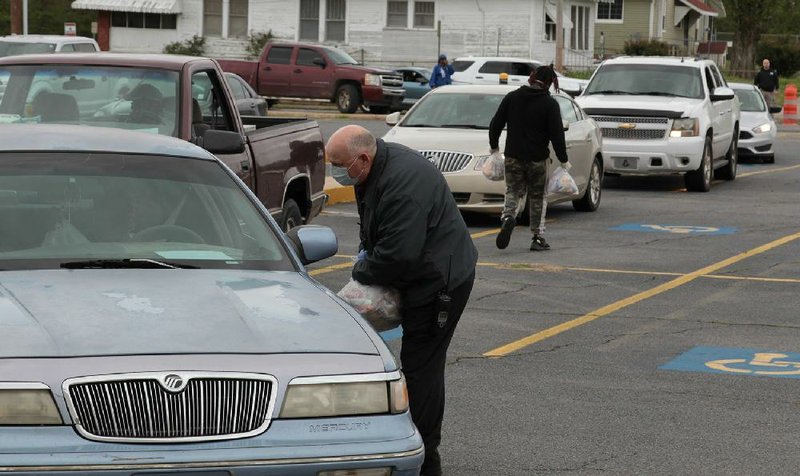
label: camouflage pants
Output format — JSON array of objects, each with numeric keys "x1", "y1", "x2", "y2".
[{"x1": 502, "y1": 156, "x2": 548, "y2": 235}]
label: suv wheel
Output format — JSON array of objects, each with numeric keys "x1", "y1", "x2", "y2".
[
  {"x1": 685, "y1": 136, "x2": 713, "y2": 192},
  {"x1": 336, "y1": 84, "x2": 360, "y2": 114},
  {"x1": 716, "y1": 129, "x2": 737, "y2": 181}
]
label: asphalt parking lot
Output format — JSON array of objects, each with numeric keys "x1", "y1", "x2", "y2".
[{"x1": 307, "y1": 124, "x2": 800, "y2": 474}]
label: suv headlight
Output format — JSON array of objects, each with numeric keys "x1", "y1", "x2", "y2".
[
  {"x1": 280, "y1": 375, "x2": 409, "y2": 418},
  {"x1": 0, "y1": 387, "x2": 63, "y2": 425},
  {"x1": 364, "y1": 74, "x2": 382, "y2": 87},
  {"x1": 752, "y1": 122, "x2": 772, "y2": 134},
  {"x1": 670, "y1": 118, "x2": 699, "y2": 137}
]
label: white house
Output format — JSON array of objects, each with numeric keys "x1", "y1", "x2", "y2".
[{"x1": 72, "y1": 0, "x2": 601, "y2": 69}]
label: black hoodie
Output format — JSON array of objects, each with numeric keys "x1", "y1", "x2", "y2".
[{"x1": 489, "y1": 85, "x2": 568, "y2": 163}]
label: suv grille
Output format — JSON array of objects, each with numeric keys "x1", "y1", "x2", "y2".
[
  {"x1": 380, "y1": 74, "x2": 403, "y2": 88},
  {"x1": 601, "y1": 128, "x2": 666, "y2": 140},
  {"x1": 592, "y1": 115, "x2": 669, "y2": 141},
  {"x1": 419, "y1": 150, "x2": 474, "y2": 173},
  {"x1": 591, "y1": 116, "x2": 668, "y2": 124},
  {"x1": 66, "y1": 373, "x2": 274, "y2": 442}
]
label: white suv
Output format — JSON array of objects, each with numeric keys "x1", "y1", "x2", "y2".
[
  {"x1": 450, "y1": 56, "x2": 587, "y2": 96},
  {"x1": 0, "y1": 35, "x2": 100, "y2": 57},
  {"x1": 575, "y1": 56, "x2": 740, "y2": 191}
]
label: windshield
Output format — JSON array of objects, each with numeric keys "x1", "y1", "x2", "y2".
[
  {"x1": 0, "y1": 152, "x2": 292, "y2": 271},
  {"x1": 323, "y1": 47, "x2": 358, "y2": 65},
  {"x1": 0, "y1": 65, "x2": 179, "y2": 136},
  {"x1": 0, "y1": 41, "x2": 56, "y2": 57},
  {"x1": 733, "y1": 88, "x2": 766, "y2": 112},
  {"x1": 402, "y1": 92, "x2": 505, "y2": 129},
  {"x1": 584, "y1": 64, "x2": 704, "y2": 99}
]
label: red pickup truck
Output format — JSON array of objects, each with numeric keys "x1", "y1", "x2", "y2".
[
  {"x1": 219, "y1": 42, "x2": 405, "y2": 113},
  {"x1": 0, "y1": 53, "x2": 326, "y2": 230}
]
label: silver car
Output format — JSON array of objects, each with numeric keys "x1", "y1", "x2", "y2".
[
  {"x1": 730, "y1": 82, "x2": 781, "y2": 163},
  {"x1": 0, "y1": 125, "x2": 422, "y2": 474}
]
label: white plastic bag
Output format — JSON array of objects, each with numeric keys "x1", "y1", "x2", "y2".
[
  {"x1": 481, "y1": 151, "x2": 505, "y2": 181},
  {"x1": 337, "y1": 279, "x2": 402, "y2": 332},
  {"x1": 547, "y1": 165, "x2": 579, "y2": 196}
]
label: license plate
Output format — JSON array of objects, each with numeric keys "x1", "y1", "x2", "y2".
[{"x1": 613, "y1": 157, "x2": 638, "y2": 169}]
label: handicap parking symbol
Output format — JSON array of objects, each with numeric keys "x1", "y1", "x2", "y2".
[
  {"x1": 611, "y1": 223, "x2": 737, "y2": 235},
  {"x1": 661, "y1": 346, "x2": 800, "y2": 379}
]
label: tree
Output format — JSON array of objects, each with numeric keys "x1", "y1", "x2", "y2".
[{"x1": 0, "y1": 0, "x2": 97, "y2": 37}]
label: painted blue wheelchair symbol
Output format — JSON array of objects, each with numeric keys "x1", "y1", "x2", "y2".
[
  {"x1": 611, "y1": 223, "x2": 737, "y2": 235},
  {"x1": 661, "y1": 346, "x2": 800, "y2": 379}
]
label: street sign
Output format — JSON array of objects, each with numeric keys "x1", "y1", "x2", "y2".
[
  {"x1": 64, "y1": 22, "x2": 77, "y2": 36},
  {"x1": 91, "y1": 21, "x2": 98, "y2": 35}
]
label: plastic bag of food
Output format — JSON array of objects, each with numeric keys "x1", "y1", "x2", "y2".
[
  {"x1": 547, "y1": 165, "x2": 579, "y2": 196},
  {"x1": 481, "y1": 151, "x2": 505, "y2": 181},
  {"x1": 337, "y1": 279, "x2": 402, "y2": 332}
]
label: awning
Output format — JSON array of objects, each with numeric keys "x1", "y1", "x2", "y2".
[
  {"x1": 674, "y1": 0, "x2": 718, "y2": 25},
  {"x1": 71, "y1": 0, "x2": 182, "y2": 14},
  {"x1": 544, "y1": 1, "x2": 574, "y2": 30}
]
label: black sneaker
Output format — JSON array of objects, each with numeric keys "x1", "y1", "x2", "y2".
[
  {"x1": 495, "y1": 216, "x2": 516, "y2": 249},
  {"x1": 530, "y1": 234, "x2": 550, "y2": 251}
]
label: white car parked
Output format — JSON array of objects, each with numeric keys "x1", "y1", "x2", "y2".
[
  {"x1": 729, "y1": 82, "x2": 780, "y2": 163},
  {"x1": 0, "y1": 35, "x2": 99, "y2": 56},
  {"x1": 383, "y1": 84, "x2": 603, "y2": 215},
  {"x1": 575, "y1": 56, "x2": 740, "y2": 192},
  {"x1": 450, "y1": 56, "x2": 588, "y2": 97}
]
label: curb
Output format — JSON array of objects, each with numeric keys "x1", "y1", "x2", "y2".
[
  {"x1": 270, "y1": 107, "x2": 387, "y2": 122},
  {"x1": 325, "y1": 176, "x2": 355, "y2": 205}
]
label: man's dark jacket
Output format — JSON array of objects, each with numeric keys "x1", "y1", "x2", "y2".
[
  {"x1": 489, "y1": 85, "x2": 568, "y2": 163},
  {"x1": 755, "y1": 68, "x2": 779, "y2": 92},
  {"x1": 353, "y1": 140, "x2": 478, "y2": 308}
]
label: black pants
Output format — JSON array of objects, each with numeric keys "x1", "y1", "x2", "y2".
[{"x1": 400, "y1": 272, "x2": 475, "y2": 476}]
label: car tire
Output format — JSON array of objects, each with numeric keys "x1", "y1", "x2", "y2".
[
  {"x1": 336, "y1": 84, "x2": 360, "y2": 114},
  {"x1": 685, "y1": 136, "x2": 713, "y2": 192},
  {"x1": 716, "y1": 129, "x2": 737, "y2": 181},
  {"x1": 763, "y1": 154, "x2": 775, "y2": 164},
  {"x1": 573, "y1": 157, "x2": 602, "y2": 212},
  {"x1": 281, "y1": 199, "x2": 303, "y2": 232}
]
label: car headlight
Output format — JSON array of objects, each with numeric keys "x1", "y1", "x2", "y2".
[
  {"x1": 752, "y1": 122, "x2": 772, "y2": 134},
  {"x1": 0, "y1": 387, "x2": 63, "y2": 425},
  {"x1": 670, "y1": 118, "x2": 699, "y2": 137},
  {"x1": 280, "y1": 375, "x2": 409, "y2": 418},
  {"x1": 364, "y1": 74, "x2": 382, "y2": 87}
]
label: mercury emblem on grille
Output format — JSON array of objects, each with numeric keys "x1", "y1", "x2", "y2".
[{"x1": 162, "y1": 374, "x2": 186, "y2": 392}]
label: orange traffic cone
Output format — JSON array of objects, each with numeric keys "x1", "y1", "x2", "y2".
[{"x1": 783, "y1": 84, "x2": 797, "y2": 125}]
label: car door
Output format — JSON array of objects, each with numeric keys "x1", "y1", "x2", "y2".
[
  {"x1": 259, "y1": 45, "x2": 294, "y2": 97},
  {"x1": 703, "y1": 65, "x2": 725, "y2": 159},
  {"x1": 509, "y1": 62, "x2": 537, "y2": 86},
  {"x1": 474, "y1": 61, "x2": 508, "y2": 85},
  {"x1": 291, "y1": 47, "x2": 331, "y2": 99},
  {"x1": 553, "y1": 95, "x2": 591, "y2": 190},
  {"x1": 227, "y1": 73, "x2": 255, "y2": 115},
  {"x1": 710, "y1": 64, "x2": 734, "y2": 156}
]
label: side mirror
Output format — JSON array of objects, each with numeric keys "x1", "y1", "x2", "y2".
[
  {"x1": 386, "y1": 111, "x2": 402, "y2": 126},
  {"x1": 562, "y1": 120, "x2": 570, "y2": 131},
  {"x1": 770, "y1": 105, "x2": 783, "y2": 114},
  {"x1": 312, "y1": 58, "x2": 327, "y2": 68},
  {"x1": 286, "y1": 225, "x2": 338, "y2": 265},
  {"x1": 711, "y1": 86, "x2": 735, "y2": 101},
  {"x1": 196, "y1": 130, "x2": 246, "y2": 154}
]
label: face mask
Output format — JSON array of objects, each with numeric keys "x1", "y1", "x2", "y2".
[{"x1": 331, "y1": 157, "x2": 362, "y2": 186}]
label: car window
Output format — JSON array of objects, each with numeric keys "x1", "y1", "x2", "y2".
[
  {"x1": 0, "y1": 41, "x2": 56, "y2": 57},
  {"x1": 227, "y1": 76, "x2": 248, "y2": 100},
  {"x1": 478, "y1": 61, "x2": 509, "y2": 74},
  {"x1": 59, "y1": 44, "x2": 76, "y2": 52},
  {"x1": 192, "y1": 70, "x2": 235, "y2": 132},
  {"x1": 0, "y1": 65, "x2": 178, "y2": 136},
  {"x1": 0, "y1": 152, "x2": 291, "y2": 271},
  {"x1": 733, "y1": 88, "x2": 766, "y2": 112},
  {"x1": 451, "y1": 60, "x2": 474, "y2": 72},
  {"x1": 554, "y1": 96, "x2": 579, "y2": 123},
  {"x1": 400, "y1": 70, "x2": 415, "y2": 82},
  {"x1": 710, "y1": 65, "x2": 726, "y2": 89},
  {"x1": 265, "y1": 46, "x2": 292, "y2": 65},
  {"x1": 584, "y1": 64, "x2": 704, "y2": 99},
  {"x1": 510, "y1": 62, "x2": 536, "y2": 76},
  {"x1": 704, "y1": 67, "x2": 716, "y2": 94},
  {"x1": 75, "y1": 43, "x2": 98, "y2": 52},
  {"x1": 296, "y1": 48, "x2": 324, "y2": 67},
  {"x1": 402, "y1": 92, "x2": 505, "y2": 129}
]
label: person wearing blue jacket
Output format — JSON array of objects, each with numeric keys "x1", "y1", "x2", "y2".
[{"x1": 430, "y1": 54, "x2": 454, "y2": 89}]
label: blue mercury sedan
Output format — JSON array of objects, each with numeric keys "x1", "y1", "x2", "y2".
[{"x1": 0, "y1": 125, "x2": 422, "y2": 475}]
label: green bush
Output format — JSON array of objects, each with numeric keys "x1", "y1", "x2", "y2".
[
  {"x1": 163, "y1": 35, "x2": 206, "y2": 56},
  {"x1": 623, "y1": 39, "x2": 670, "y2": 56},
  {"x1": 756, "y1": 36, "x2": 800, "y2": 77},
  {"x1": 247, "y1": 30, "x2": 274, "y2": 59}
]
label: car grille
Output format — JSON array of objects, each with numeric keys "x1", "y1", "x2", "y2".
[
  {"x1": 740, "y1": 130, "x2": 754, "y2": 139},
  {"x1": 419, "y1": 150, "x2": 474, "y2": 173},
  {"x1": 66, "y1": 373, "x2": 274, "y2": 442},
  {"x1": 380, "y1": 74, "x2": 403, "y2": 88},
  {"x1": 601, "y1": 128, "x2": 666, "y2": 140},
  {"x1": 591, "y1": 116, "x2": 668, "y2": 125},
  {"x1": 452, "y1": 192, "x2": 471, "y2": 203}
]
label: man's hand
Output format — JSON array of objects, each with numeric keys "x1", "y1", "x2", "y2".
[
  {"x1": 356, "y1": 249, "x2": 367, "y2": 262},
  {"x1": 560, "y1": 161, "x2": 572, "y2": 171}
]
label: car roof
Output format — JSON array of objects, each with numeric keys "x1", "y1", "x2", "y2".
[
  {"x1": 600, "y1": 56, "x2": 712, "y2": 68},
  {"x1": 453, "y1": 56, "x2": 544, "y2": 64},
  {"x1": 0, "y1": 52, "x2": 209, "y2": 69},
  {"x1": 429, "y1": 84, "x2": 574, "y2": 99},
  {"x1": 0, "y1": 124, "x2": 215, "y2": 160},
  {"x1": 0, "y1": 35, "x2": 96, "y2": 44},
  {"x1": 727, "y1": 82, "x2": 758, "y2": 90}
]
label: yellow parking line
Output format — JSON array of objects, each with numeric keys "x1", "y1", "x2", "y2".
[
  {"x1": 738, "y1": 164, "x2": 800, "y2": 178},
  {"x1": 308, "y1": 262, "x2": 353, "y2": 277},
  {"x1": 703, "y1": 274, "x2": 800, "y2": 284},
  {"x1": 483, "y1": 230, "x2": 800, "y2": 357},
  {"x1": 471, "y1": 228, "x2": 501, "y2": 239}
]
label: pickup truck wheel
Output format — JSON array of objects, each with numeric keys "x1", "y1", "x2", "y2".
[
  {"x1": 336, "y1": 84, "x2": 360, "y2": 114},
  {"x1": 281, "y1": 199, "x2": 303, "y2": 232},
  {"x1": 716, "y1": 130, "x2": 738, "y2": 181},
  {"x1": 685, "y1": 136, "x2": 713, "y2": 192},
  {"x1": 573, "y1": 157, "x2": 602, "y2": 212}
]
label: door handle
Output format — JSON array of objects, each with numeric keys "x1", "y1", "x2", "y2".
[
  {"x1": 294, "y1": 69, "x2": 303, "y2": 73},
  {"x1": 240, "y1": 160, "x2": 250, "y2": 171},
  {"x1": 475, "y1": 76, "x2": 484, "y2": 79},
  {"x1": 264, "y1": 66, "x2": 272, "y2": 71}
]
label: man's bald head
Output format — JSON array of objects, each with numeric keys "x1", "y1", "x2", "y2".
[{"x1": 325, "y1": 125, "x2": 378, "y2": 185}]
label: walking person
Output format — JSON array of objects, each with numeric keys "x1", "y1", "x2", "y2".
[
  {"x1": 755, "y1": 58, "x2": 779, "y2": 108},
  {"x1": 430, "y1": 54, "x2": 454, "y2": 89},
  {"x1": 489, "y1": 64, "x2": 569, "y2": 251},
  {"x1": 326, "y1": 125, "x2": 478, "y2": 476}
]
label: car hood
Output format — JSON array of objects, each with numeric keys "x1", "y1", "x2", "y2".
[
  {"x1": 337, "y1": 64, "x2": 398, "y2": 75},
  {"x1": 739, "y1": 110, "x2": 774, "y2": 130},
  {"x1": 0, "y1": 269, "x2": 379, "y2": 358},
  {"x1": 576, "y1": 94, "x2": 701, "y2": 116},
  {"x1": 383, "y1": 126, "x2": 499, "y2": 155}
]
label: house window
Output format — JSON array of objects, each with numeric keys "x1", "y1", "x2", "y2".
[
  {"x1": 299, "y1": 0, "x2": 320, "y2": 41},
  {"x1": 387, "y1": 1, "x2": 407, "y2": 27},
  {"x1": 544, "y1": 13, "x2": 555, "y2": 41},
  {"x1": 413, "y1": 1, "x2": 435, "y2": 28},
  {"x1": 326, "y1": 0, "x2": 346, "y2": 42},
  {"x1": 597, "y1": 0, "x2": 622, "y2": 21},
  {"x1": 229, "y1": 0, "x2": 249, "y2": 37},
  {"x1": 570, "y1": 5, "x2": 590, "y2": 50},
  {"x1": 111, "y1": 12, "x2": 179, "y2": 29},
  {"x1": 204, "y1": 0, "x2": 223, "y2": 36}
]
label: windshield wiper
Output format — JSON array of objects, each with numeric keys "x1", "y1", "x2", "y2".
[
  {"x1": 440, "y1": 124, "x2": 489, "y2": 129},
  {"x1": 60, "y1": 259, "x2": 198, "y2": 270},
  {"x1": 402, "y1": 124, "x2": 440, "y2": 128},
  {"x1": 636, "y1": 91, "x2": 683, "y2": 97},
  {"x1": 588, "y1": 90, "x2": 633, "y2": 95}
]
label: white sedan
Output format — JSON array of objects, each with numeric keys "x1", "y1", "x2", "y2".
[
  {"x1": 729, "y1": 82, "x2": 780, "y2": 163},
  {"x1": 383, "y1": 84, "x2": 603, "y2": 215}
]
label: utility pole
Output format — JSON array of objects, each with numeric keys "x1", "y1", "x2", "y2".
[
  {"x1": 555, "y1": 0, "x2": 564, "y2": 71},
  {"x1": 10, "y1": 0, "x2": 22, "y2": 35}
]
